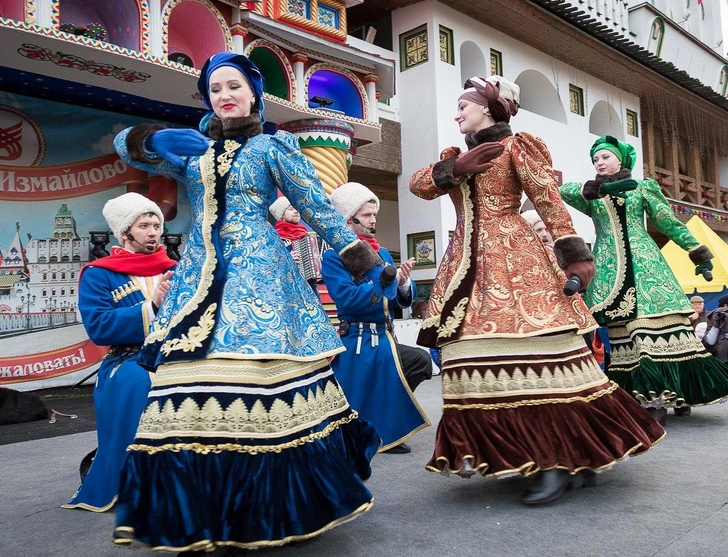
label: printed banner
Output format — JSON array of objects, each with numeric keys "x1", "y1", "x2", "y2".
[
  {"x1": 0, "y1": 153, "x2": 148, "y2": 200},
  {"x1": 0, "y1": 340, "x2": 108, "y2": 385}
]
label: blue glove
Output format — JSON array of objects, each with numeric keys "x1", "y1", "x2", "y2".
[
  {"x1": 146, "y1": 128, "x2": 209, "y2": 167},
  {"x1": 365, "y1": 264, "x2": 398, "y2": 303}
]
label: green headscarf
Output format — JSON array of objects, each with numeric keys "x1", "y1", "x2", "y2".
[{"x1": 589, "y1": 135, "x2": 636, "y2": 171}]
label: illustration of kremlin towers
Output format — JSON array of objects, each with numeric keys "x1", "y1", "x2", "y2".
[{"x1": 0, "y1": 203, "x2": 88, "y2": 333}]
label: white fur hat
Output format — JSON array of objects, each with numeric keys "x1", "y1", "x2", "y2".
[
  {"x1": 328, "y1": 182, "x2": 380, "y2": 221},
  {"x1": 269, "y1": 196, "x2": 292, "y2": 221},
  {"x1": 520, "y1": 209, "x2": 543, "y2": 228},
  {"x1": 102, "y1": 192, "x2": 164, "y2": 242}
]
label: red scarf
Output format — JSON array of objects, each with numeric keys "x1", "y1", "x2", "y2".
[
  {"x1": 275, "y1": 220, "x2": 309, "y2": 241},
  {"x1": 79, "y1": 246, "x2": 176, "y2": 282},
  {"x1": 357, "y1": 234, "x2": 380, "y2": 253}
]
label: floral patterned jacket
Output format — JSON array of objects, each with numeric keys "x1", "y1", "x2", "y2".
[
  {"x1": 409, "y1": 126, "x2": 595, "y2": 348},
  {"x1": 560, "y1": 177, "x2": 697, "y2": 324}
]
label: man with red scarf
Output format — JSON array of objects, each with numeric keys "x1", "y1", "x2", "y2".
[
  {"x1": 269, "y1": 196, "x2": 322, "y2": 296},
  {"x1": 322, "y1": 182, "x2": 432, "y2": 454},
  {"x1": 64, "y1": 192, "x2": 175, "y2": 512}
]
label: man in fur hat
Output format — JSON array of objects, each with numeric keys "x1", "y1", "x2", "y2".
[
  {"x1": 64, "y1": 192, "x2": 176, "y2": 512},
  {"x1": 322, "y1": 182, "x2": 432, "y2": 454}
]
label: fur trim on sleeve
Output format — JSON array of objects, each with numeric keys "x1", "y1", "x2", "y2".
[
  {"x1": 582, "y1": 180, "x2": 602, "y2": 200},
  {"x1": 126, "y1": 123, "x2": 168, "y2": 163},
  {"x1": 689, "y1": 245, "x2": 713, "y2": 265},
  {"x1": 553, "y1": 235, "x2": 594, "y2": 269},
  {"x1": 339, "y1": 241, "x2": 384, "y2": 280},
  {"x1": 432, "y1": 156, "x2": 465, "y2": 189}
]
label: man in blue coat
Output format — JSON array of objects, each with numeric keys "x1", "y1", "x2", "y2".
[
  {"x1": 323, "y1": 182, "x2": 432, "y2": 454},
  {"x1": 64, "y1": 192, "x2": 175, "y2": 511}
]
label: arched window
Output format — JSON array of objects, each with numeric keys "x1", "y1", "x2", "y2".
[
  {"x1": 459, "y1": 41, "x2": 487, "y2": 86},
  {"x1": 648, "y1": 17, "x2": 665, "y2": 57},
  {"x1": 719, "y1": 65, "x2": 728, "y2": 97},
  {"x1": 515, "y1": 70, "x2": 567, "y2": 124}
]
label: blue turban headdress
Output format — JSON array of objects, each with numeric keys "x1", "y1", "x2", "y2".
[{"x1": 197, "y1": 52, "x2": 266, "y2": 131}]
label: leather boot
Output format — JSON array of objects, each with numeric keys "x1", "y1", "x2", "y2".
[
  {"x1": 521, "y1": 469, "x2": 592, "y2": 506},
  {"x1": 674, "y1": 404, "x2": 691, "y2": 417}
]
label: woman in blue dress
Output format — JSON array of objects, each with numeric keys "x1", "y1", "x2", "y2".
[{"x1": 112, "y1": 53, "x2": 390, "y2": 555}]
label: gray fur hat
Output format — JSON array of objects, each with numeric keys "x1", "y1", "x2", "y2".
[
  {"x1": 328, "y1": 182, "x2": 380, "y2": 221},
  {"x1": 102, "y1": 192, "x2": 164, "y2": 242},
  {"x1": 269, "y1": 196, "x2": 292, "y2": 221}
]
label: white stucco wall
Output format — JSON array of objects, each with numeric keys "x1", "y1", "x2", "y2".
[{"x1": 390, "y1": 1, "x2": 654, "y2": 281}]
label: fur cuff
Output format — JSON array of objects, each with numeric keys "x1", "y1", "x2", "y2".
[
  {"x1": 126, "y1": 124, "x2": 167, "y2": 163},
  {"x1": 340, "y1": 241, "x2": 384, "y2": 280},
  {"x1": 689, "y1": 245, "x2": 713, "y2": 264},
  {"x1": 553, "y1": 235, "x2": 594, "y2": 269},
  {"x1": 582, "y1": 180, "x2": 602, "y2": 200},
  {"x1": 432, "y1": 156, "x2": 464, "y2": 189}
]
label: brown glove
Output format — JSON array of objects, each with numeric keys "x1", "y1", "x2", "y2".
[
  {"x1": 563, "y1": 260, "x2": 595, "y2": 290},
  {"x1": 452, "y1": 142, "x2": 504, "y2": 177}
]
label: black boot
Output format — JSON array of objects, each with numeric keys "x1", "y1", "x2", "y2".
[
  {"x1": 674, "y1": 404, "x2": 691, "y2": 417},
  {"x1": 521, "y1": 469, "x2": 594, "y2": 506}
]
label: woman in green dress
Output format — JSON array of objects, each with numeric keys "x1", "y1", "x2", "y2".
[{"x1": 560, "y1": 135, "x2": 728, "y2": 422}]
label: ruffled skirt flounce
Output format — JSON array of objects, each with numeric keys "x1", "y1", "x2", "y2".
[
  {"x1": 607, "y1": 315, "x2": 728, "y2": 406},
  {"x1": 426, "y1": 334, "x2": 665, "y2": 478},
  {"x1": 113, "y1": 358, "x2": 380, "y2": 551}
]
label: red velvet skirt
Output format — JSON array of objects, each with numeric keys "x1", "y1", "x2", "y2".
[{"x1": 427, "y1": 333, "x2": 665, "y2": 478}]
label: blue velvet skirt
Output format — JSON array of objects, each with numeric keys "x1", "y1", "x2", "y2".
[{"x1": 113, "y1": 357, "x2": 380, "y2": 552}]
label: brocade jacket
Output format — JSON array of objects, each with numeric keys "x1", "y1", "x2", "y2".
[
  {"x1": 409, "y1": 126, "x2": 595, "y2": 348},
  {"x1": 560, "y1": 177, "x2": 698, "y2": 324}
]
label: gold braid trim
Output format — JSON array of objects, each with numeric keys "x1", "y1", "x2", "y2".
[
  {"x1": 590, "y1": 197, "x2": 628, "y2": 314},
  {"x1": 442, "y1": 381, "x2": 618, "y2": 410},
  {"x1": 145, "y1": 148, "x2": 218, "y2": 344},
  {"x1": 128, "y1": 411, "x2": 360, "y2": 455}
]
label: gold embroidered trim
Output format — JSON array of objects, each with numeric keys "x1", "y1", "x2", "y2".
[
  {"x1": 605, "y1": 286, "x2": 636, "y2": 319},
  {"x1": 437, "y1": 297, "x2": 469, "y2": 338},
  {"x1": 145, "y1": 149, "x2": 219, "y2": 344},
  {"x1": 442, "y1": 360, "x2": 606, "y2": 398},
  {"x1": 610, "y1": 329, "x2": 707, "y2": 364},
  {"x1": 590, "y1": 197, "x2": 628, "y2": 314},
  {"x1": 442, "y1": 381, "x2": 618, "y2": 410},
  {"x1": 217, "y1": 139, "x2": 240, "y2": 176},
  {"x1": 152, "y1": 358, "x2": 330, "y2": 387},
  {"x1": 137, "y1": 379, "x2": 350, "y2": 438},
  {"x1": 161, "y1": 304, "x2": 217, "y2": 355},
  {"x1": 130, "y1": 411, "x2": 359, "y2": 454}
]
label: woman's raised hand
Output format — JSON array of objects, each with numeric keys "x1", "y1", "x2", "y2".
[{"x1": 453, "y1": 142, "x2": 504, "y2": 177}]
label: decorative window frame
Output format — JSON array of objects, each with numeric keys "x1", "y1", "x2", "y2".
[
  {"x1": 278, "y1": 0, "x2": 347, "y2": 42},
  {"x1": 569, "y1": 84, "x2": 585, "y2": 116},
  {"x1": 407, "y1": 231, "x2": 437, "y2": 269},
  {"x1": 439, "y1": 25, "x2": 454, "y2": 65},
  {"x1": 244, "y1": 39, "x2": 296, "y2": 102},
  {"x1": 626, "y1": 108, "x2": 639, "y2": 137},
  {"x1": 304, "y1": 63, "x2": 368, "y2": 121},
  {"x1": 490, "y1": 48, "x2": 503, "y2": 76},
  {"x1": 649, "y1": 17, "x2": 665, "y2": 58},
  {"x1": 161, "y1": 0, "x2": 232, "y2": 60},
  {"x1": 399, "y1": 24, "x2": 429, "y2": 71},
  {"x1": 719, "y1": 65, "x2": 728, "y2": 97}
]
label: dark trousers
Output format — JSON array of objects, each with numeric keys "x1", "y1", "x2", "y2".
[{"x1": 396, "y1": 343, "x2": 433, "y2": 392}]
